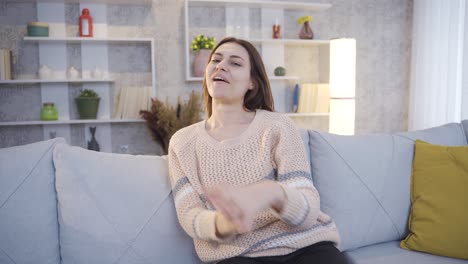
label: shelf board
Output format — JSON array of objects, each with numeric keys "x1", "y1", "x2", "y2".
[
  {"x1": 186, "y1": 75, "x2": 299, "y2": 82},
  {"x1": 285, "y1": 112, "x2": 329, "y2": 117},
  {"x1": 0, "y1": 79, "x2": 114, "y2": 84},
  {"x1": 188, "y1": 0, "x2": 332, "y2": 11},
  {"x1": 269, "y1": 76, "x2": 300, "y2": 80},
  {"x1": 249, "y1": 39, "x2": 330, "y2": 46},
  {"x1": 0, "y1": 118, "x2": 145, "y2": 126},
  {"x1": 15, "y1": 0, "x2": 152, "y2": 5},
  {"x1": 23, "y1": 36, "x2": 153, "y2": 44}
]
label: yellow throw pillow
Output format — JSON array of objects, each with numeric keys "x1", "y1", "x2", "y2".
[{"x1": 400, "y1": 140, "x2": 468, "y2": 259}]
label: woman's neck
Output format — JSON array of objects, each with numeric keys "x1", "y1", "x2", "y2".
[{"x1": 207, "y1": 104, "x2": 255, "y2": 129}]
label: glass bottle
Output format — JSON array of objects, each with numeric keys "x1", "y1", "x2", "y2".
[{"x1": 40, "y1": 102, "x2": 58, "y2": 121}]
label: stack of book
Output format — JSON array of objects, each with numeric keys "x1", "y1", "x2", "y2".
[
  {"x1": 0, "y1": 48, "x2": 13, "y2": 80},
  {"x1": 297, "y1": 83, "x2": 330, "y2": 113},
  {"x1": 113, "y1": 86, "x2": 152, "y2": 119}
]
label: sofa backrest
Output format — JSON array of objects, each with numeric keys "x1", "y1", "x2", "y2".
[
  {"x1": 0, "y1": 138, "x2": 64, "y2": 264},
  {"x1": 52, "y1": 142, "x2": 201, "y2": 264},
  {"x1": 307, "y1": 122, "x2": 467, "y2": 252},
  {"x1": 461, "y1": 120, "x2": 468, "y2": 143}
]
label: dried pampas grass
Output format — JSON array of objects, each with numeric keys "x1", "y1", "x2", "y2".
[{"x1": 140, "y1": 91, "x2": 202, "y2": 154}]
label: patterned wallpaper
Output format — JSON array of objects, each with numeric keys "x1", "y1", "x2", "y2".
[{"x1": 0, "y1": 0, "x2": 413, "y2": 153}]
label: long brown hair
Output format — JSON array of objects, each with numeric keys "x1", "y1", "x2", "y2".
[{"x1": 202, "y1": 37, "x2": 274, "y2": 117}]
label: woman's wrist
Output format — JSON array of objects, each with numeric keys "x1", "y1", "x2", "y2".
[
  {"x1": 269, "y1": 182, "x2": 286, "y2": 213},
  {"x1": 215, "y1": 212, "x2": 237, "y2": 238}
]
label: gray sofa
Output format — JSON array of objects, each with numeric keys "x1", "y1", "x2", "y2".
[{"x1": 1, "y1": 121, "x2": 468, "y2": 264}]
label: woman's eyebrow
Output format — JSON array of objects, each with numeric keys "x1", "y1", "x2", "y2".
[{"x1": 213, "y1": 52, "x2": 245, "y2": 61}]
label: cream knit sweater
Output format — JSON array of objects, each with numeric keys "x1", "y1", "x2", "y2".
[{"x1": 168, "y1": 109, "x2": 340, "y2": 263}]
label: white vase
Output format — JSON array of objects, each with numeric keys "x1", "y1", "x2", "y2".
[
  {"x1": 92, "y1": 66, "x2": 103, "y2": 79},
  {"x1": 67, "y1": 66, "x2": 79, "y2": 80},
  {"x1": 38, "y1": 65, "x2": 51, "y2": 79}
]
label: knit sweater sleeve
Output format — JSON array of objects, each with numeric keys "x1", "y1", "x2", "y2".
[
  {"x1": 168, "y1": 139, "x2": 225, "y2": 243},
  {"x1": 272, "y1": 117, "x2": 321, "y2": 228}
]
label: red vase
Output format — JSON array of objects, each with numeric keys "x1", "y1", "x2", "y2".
[
  {"x1": 299, "y1": 21, "x2": 314, "y2": 39},
  {"x1": 193, "y1": 49, "x2": 212, "y2": 77}
]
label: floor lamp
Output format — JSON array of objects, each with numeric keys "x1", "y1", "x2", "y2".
[{"x1": 329, "y1": 38, "x2": 356, "y2": 135}]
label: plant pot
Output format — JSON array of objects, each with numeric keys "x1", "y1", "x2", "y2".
[
  {"x1": 75, "y1": 97, "x2": 100, "y2": 119},
  {"x1": 193, "y1": 49, "x2": 212, "y2": 77}
]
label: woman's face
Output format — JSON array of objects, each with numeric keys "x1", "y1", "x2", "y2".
[{"x1": 205, "y1": 42, "x2": 253, "y2": 105}]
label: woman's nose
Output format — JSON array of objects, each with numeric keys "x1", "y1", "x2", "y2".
[{"x1": 215, "y1": 60, "x2": 227, "y2": 71}]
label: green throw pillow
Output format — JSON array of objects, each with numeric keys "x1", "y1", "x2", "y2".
[{"x1": 400, "y1": 140, "x2": 468, "y2": 260}]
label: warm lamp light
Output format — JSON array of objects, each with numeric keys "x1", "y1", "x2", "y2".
[{"x1": 329, "y1": 38, "x2": 356, "y2": 135}]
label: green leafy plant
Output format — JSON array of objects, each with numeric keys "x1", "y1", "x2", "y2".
[
  {"x1": 77, "y1": 89, "x2": 99, "y2": 98},
  {"x1": 297, "y1": 15, "x2": 312, "y2": 24},
  {"x1": 191, "y1": 34, "x2": 216, "y2": 52},
  {"x1": 139, "y1": 91, "x2": 202, "y2": 154}
]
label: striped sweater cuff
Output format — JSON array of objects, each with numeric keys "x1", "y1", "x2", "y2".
[
  {"x1": 275, "y1": 184, "x2": 308, "y2": 226},
  {"x1": 194, "y1": 210, "x2": 218, "y2": 241},
  {"x1": 195, "y1": 210, "x2": 235, "y2": 242}
]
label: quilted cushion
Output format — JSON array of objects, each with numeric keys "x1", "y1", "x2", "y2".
[
  {"x1": 53, "y1": 143, "x2": 200, "y2": 264},
  {"x1": 346, "y1": 241, "x2": 468, "y2": 264},
  {"x1": 0, "y1": 138, "x2": 63, "y2": 264},
  {"x1": 308, "y1": 122, "x2": 467, "y2": 251}
]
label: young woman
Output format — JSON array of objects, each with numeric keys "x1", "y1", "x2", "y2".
[{"x1": 168, "y1": 37, "x2": 346, "y2": 264}]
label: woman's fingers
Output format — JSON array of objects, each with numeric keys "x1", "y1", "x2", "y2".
[
  {"x1": 207, "y1": 185, "x2": 261, "y2": 234},
  {"x1": 207, "y1": 188, "x2": 247, "y2": 231}
]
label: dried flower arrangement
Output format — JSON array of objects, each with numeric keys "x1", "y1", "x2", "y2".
[{"x1": 139, "y1": 90, "x2": 202, "y2": 154}]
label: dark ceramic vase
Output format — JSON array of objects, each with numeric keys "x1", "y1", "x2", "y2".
[{"x1": 299, "y1": 21, "x2": 314, "y2": 39}]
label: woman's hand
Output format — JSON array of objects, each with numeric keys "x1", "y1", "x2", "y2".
[
  {"x1": 215, "y1": 212, "x2": 237, "y2": 238},
  {"x1": 207, "y1": 181, "x2": 286, "y2": 234}
]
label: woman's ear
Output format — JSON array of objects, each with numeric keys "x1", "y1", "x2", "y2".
[{"x1": 248, "y1": 80, "x2": 254, "y2": 90}]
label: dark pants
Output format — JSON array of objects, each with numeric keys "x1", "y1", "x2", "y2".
[{"x1": 218, "y1": 241, "x2": 347, "y2": 264}]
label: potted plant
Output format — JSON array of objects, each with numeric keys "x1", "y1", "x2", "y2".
[
  {"x1": 75, "y1": 88, "x2": 100, "y2": 119},
  {"x1": 191, "y1": 34, "x2": 216, "y2": 77}
]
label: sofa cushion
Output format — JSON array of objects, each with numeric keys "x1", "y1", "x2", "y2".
[
  {"x1": 345, "y1": 241, "x2": 468, "y2": 264},
  {"x1": 0, "y1": 138, "x2": 63, "y2": 264},
  {"x1": 308, "y1": 123, "x2": 467, "y2": 251},
  {"x1": 53, "y1": 143, "x2": 200, "y2": 264},
  {"x1": 400, "y1": 140, "x2": 468, "y2": 260}
]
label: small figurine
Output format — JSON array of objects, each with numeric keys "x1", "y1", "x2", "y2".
[
  {"x1": 273, "y1": 18, "x2": 281, "y2": 39},
  {"x1": 87, "y1": 126, "x2": 100, "y2": 151},
  {"x1": 273, "y1": 25, "x2": 281, "y2": 39}
]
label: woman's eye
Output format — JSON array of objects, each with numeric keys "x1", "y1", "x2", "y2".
[
  {"x1": 231, "y1": 62, "x2": 242, "y2": 66},
  {"x1": 211, "y1": 59, "x2": 221, "y2": 63}
]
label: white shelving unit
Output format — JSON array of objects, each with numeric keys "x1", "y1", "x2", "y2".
[
  {"x1": 0, "y1": 119, "x2": 145, "y2": 126},
  {"x1": 15, "y1": 0, "x2": 152, "y2": 5},
  {"x1": 24, "y1": 36, "x2": 154, "y2": 43},
  {"x1": 0, "y1": 79, "x2": 113, "y2": 84},
  {"x1": 185, "y1": 0, "x2": 332, "y2": 116},
  {"x1": 186, "y1": 75, "x2": 299, "y2": 82},
  {"x1": 187, "y1": 0, "x2": 331, "y2": 10},
  {"x1": 249, "y1": 39, "x2": 330, "y2": 46},
  {"x1": 1, "y1": 1, "x2": 155, "y2": 153},
  {"x1": 286, "y1": 112, "x2": 329, "y2": 117}
]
